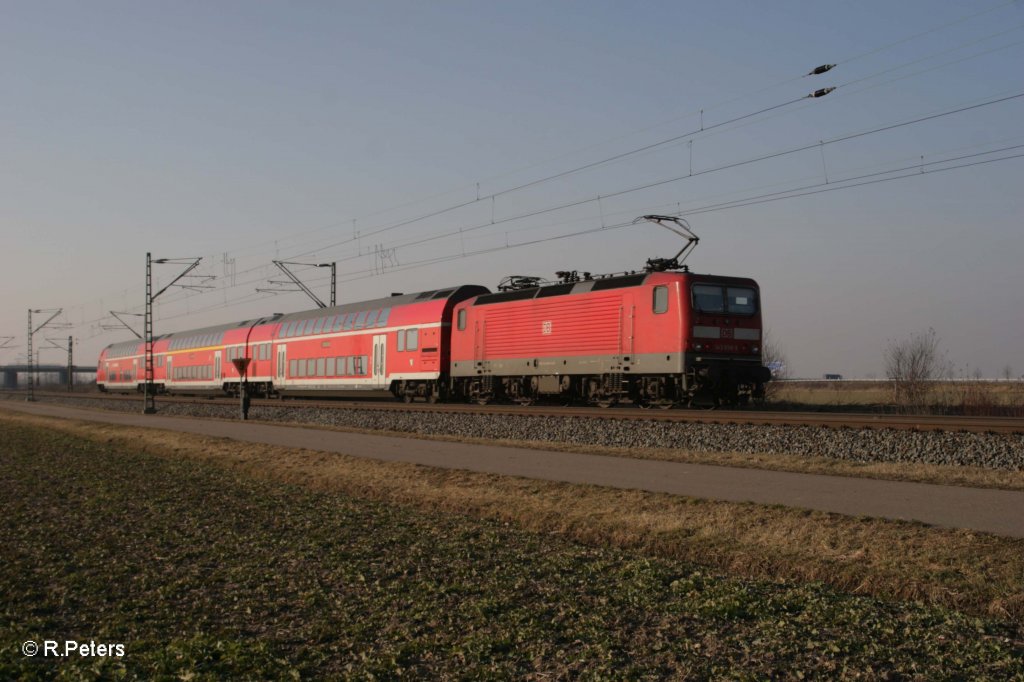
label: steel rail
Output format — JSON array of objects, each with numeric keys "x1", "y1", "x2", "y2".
[{"x1": 4, "y1": 390, "x2": 1022, "y2": 434}]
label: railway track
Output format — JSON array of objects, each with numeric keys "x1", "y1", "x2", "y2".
[{"x1": 5, "y1": 390, "x2": 1023, "y2": 434}]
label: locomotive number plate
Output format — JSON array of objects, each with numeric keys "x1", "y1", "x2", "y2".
[{"x1": 541, "y1": 320, "x2": 552, "y2": 335}]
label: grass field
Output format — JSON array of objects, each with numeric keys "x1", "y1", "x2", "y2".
[{"x1": 2, "y1": 417, "x2": 1023, "y2": 678}]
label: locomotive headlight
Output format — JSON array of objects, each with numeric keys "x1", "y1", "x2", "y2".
[
  {"x1": 694, "y1": 343, "x2": 704, "y2": 351},
  {"x1": 752, "y1": 345, "x2": 759, "y2": 353}
]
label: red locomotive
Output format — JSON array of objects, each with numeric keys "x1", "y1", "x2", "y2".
[
  {"x1": 449, "y1": 270, "x2": 768, "y2": 407},
  {"x1": 98, "y1": 217, "x2": 770, "y2": 407}
]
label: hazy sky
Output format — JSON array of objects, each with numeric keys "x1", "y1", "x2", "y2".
[{"x1": 3, "y1": 0, "x2": 1022, "y2": 378}]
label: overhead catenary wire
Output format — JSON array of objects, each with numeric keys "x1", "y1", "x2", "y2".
[
  {"x1": 82, "y1": 144, "x2": 1023, "y2": 341},
  {"x1": 299, "y1": 91, "x2": 1024, "y2": 270},
  {"x1": 221, "y1": 2, "x2": 1024, "y2": 265},
  {"x1": 57, "y1": 7, "x2": 1024, "y2": 337},
  {"x1": 77, "y1": 87, "x2": 1024, "y2": 337},
  {"x1": 321, "y1": 148, "x2": 1024, "y2": 287},
  {"x1": 58, "y1": 15, "x2": 1024, "y2": 332}
]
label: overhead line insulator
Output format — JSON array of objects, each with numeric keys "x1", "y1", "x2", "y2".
[
  {"x1": 807, "y1": 63, "x2": 836, "y2": 76},
  {"x1": 807, "y1": 86, "x2": 836, "y2": 98}
]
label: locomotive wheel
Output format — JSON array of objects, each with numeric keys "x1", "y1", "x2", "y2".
[
  {"x1": 403, "y1": 393, "x2": 414, "y2": 404},
  {"x1": 426, "y1": 393, "x2": 439, "y2": 404},
  {"x1": 596, "y1": 398, "x2": 617, "y2": 409}
]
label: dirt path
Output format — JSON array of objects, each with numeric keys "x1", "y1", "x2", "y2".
[{"x1": 6, "y1": 400, "x2": 1024, "y2": 538}]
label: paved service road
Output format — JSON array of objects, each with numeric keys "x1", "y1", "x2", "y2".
[{"x1": 5, "y1": 401, "x2": 1024, "y2": 538}]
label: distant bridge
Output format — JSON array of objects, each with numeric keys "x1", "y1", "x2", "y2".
[{"x1": 1, "y1": 365, "x2": 97, "y2": 390}]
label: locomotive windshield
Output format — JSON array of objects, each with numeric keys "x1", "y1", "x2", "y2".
[{"x1": 692, "y1": 284, "x2": 757, "y2": 315}]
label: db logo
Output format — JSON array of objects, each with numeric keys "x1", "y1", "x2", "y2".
[
  {"x1": 721, "y1": 328, "x2": 734, "y2": 339},
  {"x1": 541, "y1": 321, "x2": 552, "y2": 335}
]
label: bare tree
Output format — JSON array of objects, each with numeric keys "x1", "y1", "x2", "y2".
[
  {"x1": 1003, "y1": 364, "x2": 1013, "y2": 381},
  {"x1": 884, "y1": 328, "x2": 947, "y2": 413},
  {"x1": 761, "y1": 328, "x2": 788, "y2": 401}
]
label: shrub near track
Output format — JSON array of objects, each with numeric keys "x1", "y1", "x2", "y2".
[{"x1": 1, "y1": 423, "x2": 1022, "y2": 679}]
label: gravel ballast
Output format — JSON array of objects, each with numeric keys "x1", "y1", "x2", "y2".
[{"x1": 13, "y1": 394, "x2": 1024, "y2": 472}]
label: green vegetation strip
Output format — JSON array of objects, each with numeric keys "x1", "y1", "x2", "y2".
[{"x1": 1, "y1": 423, "x2": 1022, "y2": 679}]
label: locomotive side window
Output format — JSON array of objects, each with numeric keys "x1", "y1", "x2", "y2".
[
  {"x1": 457, "y1": 309, "x2": 466, "y2": 330},
  {"x1": 653, "y1": 286, "x2": 669, "y2": 314}
]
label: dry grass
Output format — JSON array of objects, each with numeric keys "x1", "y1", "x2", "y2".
[
  {"x1": 773, "y1": 380, "x2": 1024, "y2": 416},
  {"x1": 4, "y1": 409, "x2": 1022, "y2": 627}
]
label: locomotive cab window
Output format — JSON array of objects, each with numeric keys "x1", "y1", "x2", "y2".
[
  {"x1": 652, "y1": 286, "x2": 669, "y2": 314},
  {"x1": 692, "y1": 284, "x2": 725, "y2": 313},
  {"x1": 691, "y1": 284, "x2": 758, "y2": 315},
  {"x1": 726, "y1": 287, "x2": 757, "y2": 315}
]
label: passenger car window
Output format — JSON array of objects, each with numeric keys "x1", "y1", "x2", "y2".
[{"x1": 406, "y1": 329, "x2": 418, "y2": 351}]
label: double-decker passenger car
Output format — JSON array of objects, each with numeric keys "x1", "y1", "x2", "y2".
[
  {"x1": 269, "y1": 285, "x2": 487, "y2": 400},
  {"x1": 97, "y1": 285, "x2": 488, "y2": 401},
  {"x1": 449, "y1": 271, "x2": 770, "y2": 407}
]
